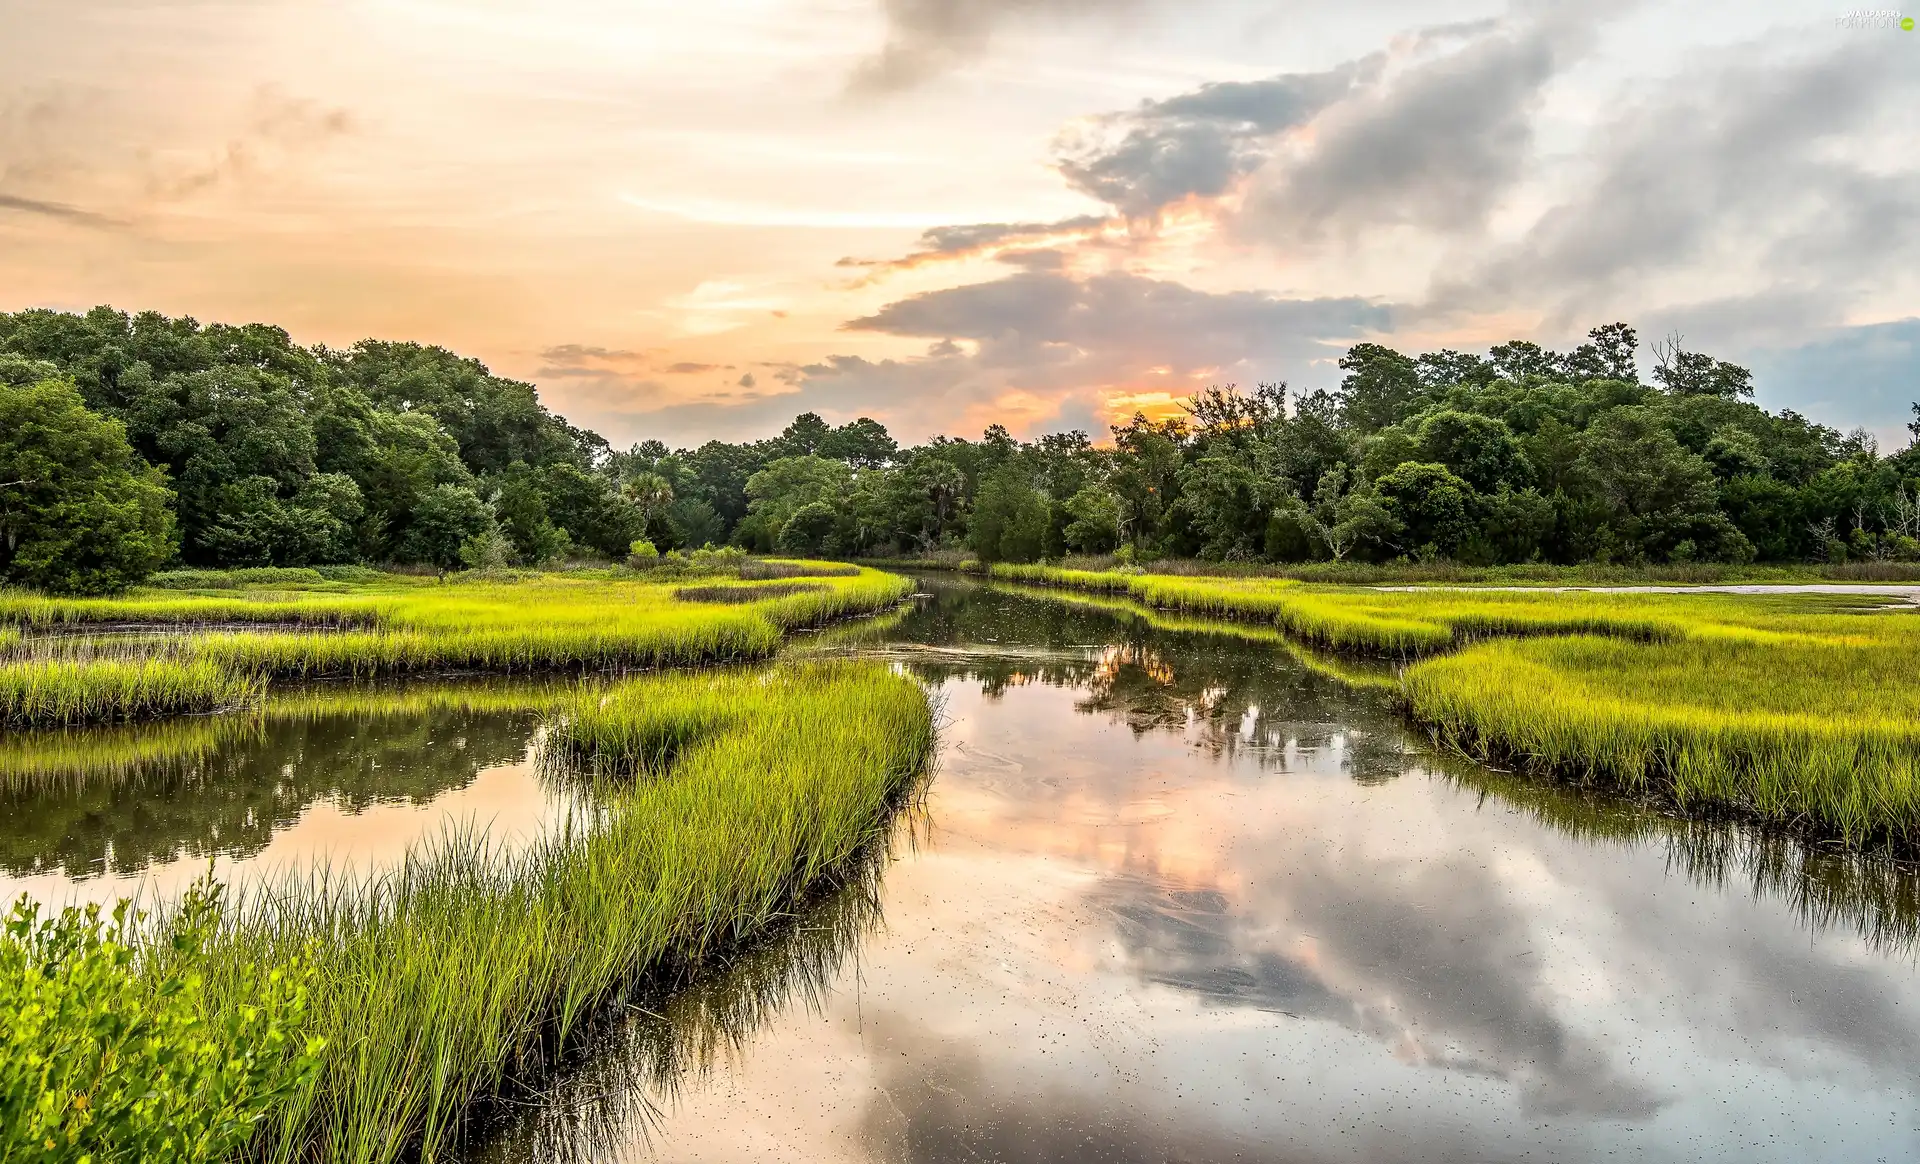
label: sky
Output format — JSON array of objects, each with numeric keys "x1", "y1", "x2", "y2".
[{"x1": 1, "y1": 0, "x2": 1916, "y2": 449}]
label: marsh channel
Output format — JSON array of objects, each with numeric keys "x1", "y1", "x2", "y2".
[{"x1": 7, "y1": 576, "x2": 1919, "y2": 1163}]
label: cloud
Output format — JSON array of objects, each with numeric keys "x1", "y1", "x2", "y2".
[
  {"x1": 1055, "y1": 57, "x2": 1384, "y2": 218},
  {"x1": 1048, "y1": 13, "x2": 1585, "y2": 237},
  {"x1": 852, "y1": 0, "x2": 1153, "y2": 93},
  {"x1": 665, "y1": 361, "x2": 720, "y2": 374},
  {"x1": 777, "y1": 270, "x2": 1390, "y2": 439},
  {"x1": 0, "y1": 83, "x2": 356, "y2": 222},
  {"x1": 1238, "y1": 12, "x2": 1596, "y2": 246},
  {"x1": 143, "y1": 87, "x2": 356, "y2": 202},
  {"x1": 0, "y1": 191, "x2": 117, "y2": 226},
  {"x1": 1434, "y1": 34, "x2": 1920, "y2": 334},
  {"x1": 838, "y1": 214, "x2": 1112, "y2": 279},
  {"x1": 540, "y1": 343, "x2": 651, "y2": 365}
]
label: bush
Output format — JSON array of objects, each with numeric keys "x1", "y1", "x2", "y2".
[
  {"x1": 0, "y1": 879, "x2": 323, "y2": 1162},
  {"x1": 458, "y1": 529, "x2": 514, "y2": 571},
  {"x1": 146, "y1": 567, "x2": 327, "y2": 590},
  {"x1": 312, "y1": 564, "x2": 385, "y2": 583},
  {"x1": 626, "y1": 539, "x2": 660, "y2": 570}
]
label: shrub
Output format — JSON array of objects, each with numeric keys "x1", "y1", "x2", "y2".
[
  {"x1": 626, "y1": 540, "x2": 660, "y2": 570},
  {"x1": 457, "y1": 529, "x2": 513, "y2": 571},
  {"x1": 0, "y1": 879, "x2": 323, "y2": 1163},
  {"x1": 147, "y1": 567, "x2": 328, "y2": 590}
]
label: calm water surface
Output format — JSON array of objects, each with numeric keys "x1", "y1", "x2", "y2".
[
  {"x1": 6, "y1": 579, "x2": 1918, "y2": 1161},
  {"x1": 0, "y1": 678, "x2": 581, "y2": 910}
]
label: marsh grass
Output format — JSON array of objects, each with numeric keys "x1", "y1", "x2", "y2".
[
  {"x1": 0, "y1": 566, "x2": 912, "y2": 724},
  {"x1": 0, "y1": 656, "x2": 265, "y2": 728},
  {"x1": 466, "y1": 842, "x2": 894, "y2": 1160},
  {"x1": 673, "y1": 582, "x2": 826, "y2": 604},
  {"x1": 1405, "y1": 631, "x2": 1920, "y2": 847},
  {"x1": 181, "y1": 661, "x2": 933, "y2": 1164}
]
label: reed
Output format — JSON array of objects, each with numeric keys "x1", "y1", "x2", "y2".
[
  {"x1": 0, "y1": 565, "x2": 912, "y2": 724},
  {"x1": 1404, "y1": 631, "x2": 1920, "y2": 846},
  {"x1": 0, "y1": 656, "x2": 265, "y2": 728},
  {"x1": 185, "y1": 661, "x2": 932, "y2": 1164}
]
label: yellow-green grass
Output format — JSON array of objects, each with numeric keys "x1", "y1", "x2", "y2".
[
  {"x1": 987, "y1": 562, "x2": 1920, "y2": 653},
  {"x1": 1405, "y1": 628, "x2": 1920, "y2": 846},
  {"x1": 0, "y1": 656, "x2": 266, "y2": 729},
  {"x1": 0, "y1": 567, "x2": 911, "y2": 724},
  {"x1": 187, "y1": 661, "x2": 932, "y2": 1164}
]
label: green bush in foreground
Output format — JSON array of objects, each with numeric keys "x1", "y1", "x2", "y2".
[{"x1": 0, "y1": 881, "x2": 322, "y2": 1163}]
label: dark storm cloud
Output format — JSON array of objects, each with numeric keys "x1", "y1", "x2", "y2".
[
  {"x1": 1438, "y1": 35, "x2": 1920, "y2": 331},
  {"x1": 852, "y1": 0, "x2": 1152, "y2": 93}
]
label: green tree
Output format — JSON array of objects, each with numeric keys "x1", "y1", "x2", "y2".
[
  {"x1": 777, "y1": 500, "x2": 840, "y2": 555},
  {"x1": 1062, "y1": 486, "x2": 1122, "y2": 554},
  {"x1": 1375, "y1": 462, "x2": 1476, "y2": 559},
  {"x1": 970, "y1": 466, "x2": 1049, "y2": 563},
  {"x1": 740, "y1": 456, "x2": 853, "y2": 551},
  {"x1": 490, "y1": 462, "x2": 570, "y2": 565},
  {"x1": 1415, "y1": 411, "x2": 1533, "y2": 493},
  {"x1": 1336, "y1": 344, "x2": 1424, "y2": 433},
  {"x1": 1576, "y1": 407, "x2": 1754, "y2": 562},
  {"x1": 400, "y1": 483, "x2": 496, "y2": 570},
  {"x1": 0, "y1": 379, "x2": 174, "y2": 594}
]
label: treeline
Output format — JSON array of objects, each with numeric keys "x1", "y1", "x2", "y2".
[{"x1": 2, "y1": 308, "x2": 1917, "y2": 593}]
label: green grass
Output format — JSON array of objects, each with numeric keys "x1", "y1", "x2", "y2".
[
  {"x1": 0, "y1": 656, "x2": 266, "y2": 729},
  {"x1": 184, "y1": 661, "x2": 932, "y2": 1164},
  {"x1": 958, "y1": 554, "x2": 1920, "y2": 586},
  {"x1": 1405, "y1": 629, "x2": 1920, "y2": 846},
  {"x1": 0, "y1": 565, "x2": 912, "y2": 725}
]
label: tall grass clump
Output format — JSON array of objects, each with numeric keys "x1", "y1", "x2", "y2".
[
  {"x1": 0, "y1": 656, "x2": 265, "y2": 728},
  {"x1": 1405, "y1": 631, "x2": 1920, "y2": 846},
  {"x1": 189, "y1": 661, "x2": 932, "y2": 1163}
]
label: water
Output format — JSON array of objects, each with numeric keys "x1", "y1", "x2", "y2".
[
  {"x1": 0, "y1": 678, "x2": 583, "y2": 910},
  {"x1": 7, "y1": 579, "x2": 1919, "y2": 1160}
]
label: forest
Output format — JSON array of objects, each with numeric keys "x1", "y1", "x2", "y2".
[{"x1": 3, "y1": 306, "x2": 1917, "y2": 592}]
